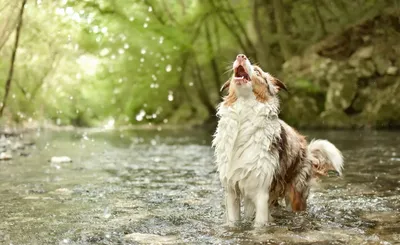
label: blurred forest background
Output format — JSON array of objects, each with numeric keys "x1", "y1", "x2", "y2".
[{"x1": 0, "y1": 0, "x2": 399, "y2": 129}]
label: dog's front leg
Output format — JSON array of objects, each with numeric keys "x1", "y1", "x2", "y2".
[
  {"x1": 225, "y1": 187, "x2": 240, "y2": 226},
  {"x1": 254, "y1": 193, "x2": 271, "y2": 227}
]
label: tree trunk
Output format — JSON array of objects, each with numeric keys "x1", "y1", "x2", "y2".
[
  {"x1": 272, "y1": 0, "x2": 292, "y2": 61},
  {"x1": 252, "y1": 0, "x2": 269, "y2": 66},
  {"x1": 0, "y1": 0, "x2": 27, "y2": 117},
  {"x1": 313, "y1": 0, "x2": 327, "y2": 37},
  {"x1": 192, "y1": 59, "x2": 216, "y2": 117},
  {"x1": 204, "y1": 20, "x2": 222, "y2": 93}
]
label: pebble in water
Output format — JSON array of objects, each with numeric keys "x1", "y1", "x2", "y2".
[
  {"x1": 0, "y1": 151, "x2": 12, "y2": 160},
  {"x1": 50, "y1": 156, "x2": 72, "y2": 163}
]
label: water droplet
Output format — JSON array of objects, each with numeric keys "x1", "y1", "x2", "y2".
[
  {"x1": 151, "y1": 74, "x2": 157, "y2": 81},
  {"x1": 124, "y1": 43, "x2": 129, "y2": 49},
  {"x1": 145, "y1": 17, "x2": 150, "y2": 22},
  {"x1": 189, "y1": 82, "x2": 194, "y2": 86},
  {"x1": 168, "y1": 91, "x2": 174, "y2": 101},
  {"x1": 100, "y1": 48, "x2": 110, "y2": 56},
  {"x1": 135, "y1": 109, "x2": 146, "y2": 121},
  {"x1": 82, "y1": 133, "x2": 89, "y2": 140},
  {"x1": 143, "y1": 23, "x2": 148, "y2": 28},
  {"x1": 92, "y1": 25, "x2": 99, "y2": 33},
  {"x1": 140, "y1": 58, "x2": 145, "y2": 63},
  {"x1": 165, "y1": 65, "x2": 172, "y2": 72},
  {"x1": 65, "y1": 7, "x2": 74, "y2": 15},
  {"x1": 104, "y1": 118, "x2": 115, "y2": 129},
  {"x1": 159, "y1": 36, "x2": 164, "y2": 44},
  {"x1": 129, "y1": 16, "x2": 134, "y2": 21},
  {"x1": 118, "y1": 48, "x2": 125, "y2": 54},
  {"x1": 150, "y1": 139, "x2": 157, "y2": 146},
  {"x1": 103, "y1": 207, "x2": 111, "y2": 219},
  {"x1": 150, "y1": 83, "x2": 159, "y2": 89},
  {"x1": 141, "y1": 48, "x2": 146, "y2": 54},
  {"x1": 148, "y1": 6, "x2": 153, "y2": 12}
]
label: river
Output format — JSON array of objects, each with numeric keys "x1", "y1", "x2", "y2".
[{"x1": 0, "y1": 129, "x2": 399, "y2": 244}]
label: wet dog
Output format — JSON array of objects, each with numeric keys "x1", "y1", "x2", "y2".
[{"x1": 212, "y1": 54, "x2": 343, "y2": 227}]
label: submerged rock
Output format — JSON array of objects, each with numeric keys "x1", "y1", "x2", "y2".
[
  {"x1": 0, "y1": 151, "x2": 12, "y2": 160},
  {"x1": 124, "y1": 233, "x2": 177, "y2": 244},
  {"x1": 50, "y1": 156, "x2": 72, "y2": 163}
]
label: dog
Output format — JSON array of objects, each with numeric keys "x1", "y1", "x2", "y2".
[{"x1": 212, "y1": 54, "x2": 343, "y2": 227}]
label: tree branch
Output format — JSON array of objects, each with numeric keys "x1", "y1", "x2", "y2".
[
  {"x1": 143, "y1": 0, "x2": 166, "y2": 25},
  {"x1": 204, "y1": 20, "x2": 222, "y2": 92},
  {"x1": 208, "y1": 0, "x2": 251, "y2": 57},
  {"x1": 0, "y1": 0, "x2": 27, "y2": 117},
  {"x1": 313, "y1": 0, "x2": 327, "y2": 37},
  {"x1": 222, "y1": 0, "x2": 258, "y2": 60},
  {"x1": 272, "y1": 0, "x2": 292, "y2": 60},
  {"x1": 192, "y1": 58, "x2": 216, "y2": 116}
]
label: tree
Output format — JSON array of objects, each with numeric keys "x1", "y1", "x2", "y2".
[{"x1": 0, "y1": 0, "x2": 27, "y2": 117}]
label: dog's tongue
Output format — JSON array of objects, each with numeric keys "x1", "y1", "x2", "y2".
[{"x1": 236, "y1": 66, "x2": 247, "y2": 77}]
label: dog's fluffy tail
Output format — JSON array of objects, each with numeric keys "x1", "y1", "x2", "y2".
[{"x1": 307, "y1": 139, "x2": 344, "y2": 177}]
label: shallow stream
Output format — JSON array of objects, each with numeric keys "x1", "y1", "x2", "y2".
[{"x1": 0, "y1": 129, "x2": 399, "y2": 244}]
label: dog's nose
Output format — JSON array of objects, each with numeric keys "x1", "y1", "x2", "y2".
[{"x1": 236, "y1": 54, "x2": 247, "y2": 61}]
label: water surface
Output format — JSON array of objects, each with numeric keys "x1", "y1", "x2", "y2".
[{"x1": 0, "y1": 129, "x2": 399, "y2": 244}]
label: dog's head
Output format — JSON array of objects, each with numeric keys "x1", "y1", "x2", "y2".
[{"x1": 221, "y1": 54, "x2": 287, "y2": 105}]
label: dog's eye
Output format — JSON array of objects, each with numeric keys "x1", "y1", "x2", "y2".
[{"x1": 254, "y1": 69, "x2": 261, "y2": 76}]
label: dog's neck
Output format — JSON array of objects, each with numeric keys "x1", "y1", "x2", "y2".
[{"x1": 235, "y1": 85, "x2": 254, "y2": 99}]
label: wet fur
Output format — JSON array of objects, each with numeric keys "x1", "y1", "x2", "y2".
[{"x1": 213, "y1": 63, "x2": 343, "y2": 227}]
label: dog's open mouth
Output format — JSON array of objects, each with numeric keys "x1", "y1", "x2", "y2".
[{"x1": 233, "y1": 65, "x2": 250, "y2": 84}]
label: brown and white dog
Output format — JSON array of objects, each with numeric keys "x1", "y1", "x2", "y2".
[{"x1": 212, "y1": 54, "x2": 343, "y2": 227}]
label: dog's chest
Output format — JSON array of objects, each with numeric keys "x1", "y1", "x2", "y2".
[{"x1": 213, "y1": 98, "x2": 281, "y2": 183}]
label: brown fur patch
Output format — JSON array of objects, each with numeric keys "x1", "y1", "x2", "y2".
[
  {"x1": 251, "y1": 66, "x2": 270, "y2": 103},
  {"x1": 289, "y1": 184, "x2": 307, "y2": 211},
  {"x1": 223, "y1": 80, "x2": 237, "y2": 106}
]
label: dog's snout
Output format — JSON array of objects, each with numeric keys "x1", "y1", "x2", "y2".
[{"x1": 236, "y1": 54, "x2": 247, "y2": 61}]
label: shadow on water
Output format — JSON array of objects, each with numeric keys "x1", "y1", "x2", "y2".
[{"x1": 0, "y1": 129, "x2": 399, "y2": 244}]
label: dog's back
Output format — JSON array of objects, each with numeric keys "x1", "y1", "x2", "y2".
[{"x1": 271, "y1": 120, "x2": 343, "y2": 211}]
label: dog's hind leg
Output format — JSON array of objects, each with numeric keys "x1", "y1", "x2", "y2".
[
  {"x1": 243, "y1": 197, "x2": 255, "y2": 221},
  {"x1": 225, "y1": 185, "x2": 240, "y2": 226},
  {"x1": 287, "y1": 184, "x2": 307, "y2": 211}
]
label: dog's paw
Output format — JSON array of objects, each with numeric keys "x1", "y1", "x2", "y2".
[
  {"x1": 254, "y1": 222, "x2": 268, "y2": 228},
  {"x1": 254, "y1": 216, "x2": 274, "y2": 228},
  {"x1": 223, "y1": 221, "x2": 237, "y2": 228}
]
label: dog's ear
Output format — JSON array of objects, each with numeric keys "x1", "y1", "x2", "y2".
[
  {"x1": 265, "y1": 73, "x2": 288, "y2": 94},
  {"x1": 271, "y1": 77, "x2": 288, "y2": 93},
  {"x1": 220, "y1": 79, "x2": 231, "y2": 92}
]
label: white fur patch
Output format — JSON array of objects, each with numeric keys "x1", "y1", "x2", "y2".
[
  {"x1": 308, "y1": 139, "x2": 344, "y2": 175},
  {"x1": 212, "y1": 97, "x2": 281, "y2": 189}
]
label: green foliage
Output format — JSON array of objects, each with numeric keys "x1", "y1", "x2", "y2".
[{"x1": 0, "y1": 0, "x2": 396, "y2": 127}]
